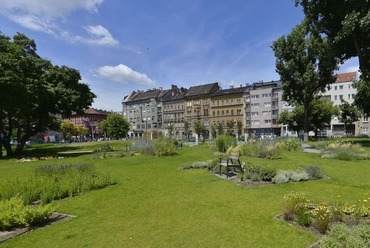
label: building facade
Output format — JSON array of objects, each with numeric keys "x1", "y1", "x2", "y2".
[
  {"x1": 62, "y1": 108, "x2": 110, "y2": 140},
  {"x1": 162, "y1": 85, "x2": 188, "y2": 138},
  {"x1": 184, "y1": 83, "x2": 220, "y2": 137},
  {"x1": 210, "y1": 86, "x2": 248, "y2": 137},
  {"x1": 244, "y1": 81, "x2": 283, "y2": 138}
]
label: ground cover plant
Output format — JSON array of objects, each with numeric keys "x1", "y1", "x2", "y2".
[
  {"x1": 0, "y1": 139, "x2": 369, "y2": 247},
  {"x1": 0, "y1": 163, "x2": 116, "y2": 205},
  {"x1": 313, "y1": 139, "x2": 370, "y2": 160}
]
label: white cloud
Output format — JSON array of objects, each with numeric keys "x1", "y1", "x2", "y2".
[
  {"x1": 0, "y1": 0, "x2": 118, "y2": 46},
  {"x1": 96, "y1": 64, "x2": 156, "y2": 86}
]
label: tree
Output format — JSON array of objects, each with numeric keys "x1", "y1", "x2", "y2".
[
  {"x1": 272, "y1": 22, "x2": 337, "y2": 141},
  {"x1": 339, "y1": 100, "x2": 361, "y2": 135},
  {"x1": 99, "y1": 113, "x2": 129, "y2": 140},
  {"x1": 278, "y1": 99, "x2": 339, "y2": 137},
  {"x1": 0, "y1": 33, "x2": 96, "y2": 157},
  {"x1": 226, "y1": 121, "x2": 234, "y2": 136},
  {"x1": 194, "y1": 121, "x2": 206, "y2": 142},
  {"x1": 295, "y1": 0, "x2": 370, "y2": 114},
  {"x1": 216, "y1": 122, "x2": 224, "y2": 136},
  {"x1": 76, "y1": 126, "x2": 89, "y2": 142},
  {"x1": 167, "y1": 124, "x2": 174, "y2": 137},
  {"x1": 60, "y1": 121, "x2": 77, "y2": 142},
  {"x1": 184, "y1": 121, "x2": 190, "y2": 141},
  {"x1": 210, "y1": 124, "x2": 217, "y2": 139},
  {"x1": 237, "y1": 121, "x2": 243, "y2": 140}
]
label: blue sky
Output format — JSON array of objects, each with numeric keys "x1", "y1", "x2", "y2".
[{"x1": 0, "y1": 0, "x2": 359, "y2": 111}]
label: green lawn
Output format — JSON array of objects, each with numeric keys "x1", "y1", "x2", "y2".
[{"x1": 1, "y1": 141, "x2": 370, "y2": 247}]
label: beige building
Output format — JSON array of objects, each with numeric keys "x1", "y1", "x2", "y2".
[
  {"x1": 162, "y1": 85, "x2": 188, "y2": 137},
  {"x1": 184, "y1": 83, "x2": 220, "y2": 137},
  {"x1": 210, "y1": 86, "x2": 248, "y2": 136},
  {"x1": 244, "y1": 81, "x2": 283, "y2": 137}
]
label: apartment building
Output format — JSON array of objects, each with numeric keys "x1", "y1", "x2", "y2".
[
  {"x1": 184, "y1": 83, "x2": 220, "y2": 137},
  {"x1": 162, "y1": 85, "x2": 188, "y2": 137},
  {"x1": 122, "y1": 88, "x2": 167, "y2": 138},
  {"x1": 244, "y1": 81, "x2": 283, "y2": 138},
  {"x1": 62, "y1": 108, "x2": 110, "y2": 140},
  {"x1": 321, "y1": 71, "x2": 369, "y2": 136},
  {"x1": 210, "y1": 85, "x2": 248, "y2": 136}
]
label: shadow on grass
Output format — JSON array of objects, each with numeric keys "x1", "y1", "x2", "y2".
[{"x1": 353, "y1": 139, "x2": 370, "y2": 147}]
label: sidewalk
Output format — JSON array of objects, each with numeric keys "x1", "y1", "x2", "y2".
[{"x1": 301, "y1": 143, "x2": 321, "y2": 154}]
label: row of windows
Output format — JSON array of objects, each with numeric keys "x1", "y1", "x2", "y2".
[
  {"x1": 246, "y1": 120, "x2": 272, "y2": 125},
  {"x1": 333, "y1": 84, "x2": 354, "y2": 91},
  {"x1": 212, "y1": 99, "x2": 242, "y2": 106},
  {"x1": 212, "y1": 109, "x2": 242, "y2": 116}
]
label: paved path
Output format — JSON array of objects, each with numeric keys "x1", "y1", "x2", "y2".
[{"x1": 302, "y1": 143, "x2": 321, "y2": 154}]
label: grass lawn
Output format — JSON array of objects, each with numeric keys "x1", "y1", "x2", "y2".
[{"x1": 1, "y1": 141, "x2": 370, "y2": 247}]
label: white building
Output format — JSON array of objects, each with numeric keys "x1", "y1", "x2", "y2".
[{"x1": 321, "y1": 72, "x2": 369, "y2": 137}]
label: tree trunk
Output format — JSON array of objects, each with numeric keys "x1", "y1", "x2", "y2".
[{"x1": 303, "y1": 106, "x2": 309, "y2": 142}]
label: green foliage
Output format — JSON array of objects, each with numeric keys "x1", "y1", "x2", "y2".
[
  {"x1": 321, "y1": 224, "x2": 370, "y2": 248},
  {"x1": 215, "y1": 135, "x2": 236, "y2": 152},
  {"x1": 0, "y1": 33, "x2": 96, "y2": 157},
  {"x1": 304, "y1": 165, "x2": 324, "y2": 179},
  {"x1": 240, "y1": 140, "x2": 282, "y2": 159},
  {"x1": 0, "y1": 196, "x2": 54, "y2": 230},
  {"x1": 0, "y1": 163, "x2": 116, "y2": 205},
  {"x1": 283, "y1": 192, "x2": 309, "y2": 221},
  {"x1": 279, "y1": 138, "x2": 303, "y2": 152},
  {"x1": 259, "y1": 165, "x2": 277, "y2": 181},
  {"x1": 320, "y1": 140, "x2": 370, "y2": 161},
  {"x1": 130, "y1": 138, "x2": 176, "y2": 156},
  {"x1": 99, "y1": 113, "x2": 129, "y2": 140}
]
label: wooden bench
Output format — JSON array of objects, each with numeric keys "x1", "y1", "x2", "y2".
[{"x1": 219, "y1": 152, "x2": 244, "y2": 177}]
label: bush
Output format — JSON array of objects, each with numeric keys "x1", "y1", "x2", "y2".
[
  {"x1": 259, "y1": 165, "x2": 277, "y2": 181},
  {"x1": 283, "y1": 192, "x2": 309, "y2": 221},
  {"x1": 290, "y1": 170, "x2": 309, "y2": 182},
  {"x1": 0, "y1": 196, "x2": 54, "y2": 231},
  {"x1": 321, "y1": 224, "x2": 370, "y2": 247},
  {"x1": 216, "y1": 135, "x2": 237, "y2": 152},
  {"x1": 311, "y1": 204, "x2": 332, "y2": 234},
  {"x1": 279, "y1": 138, "x2": 302, "y2": 152},
  {"x1": 240, "y1": 140, "x2": 282, "y2": 159},
  {"x1": 272, "y1": 171, "x2": 291, "y2": 184},
  {"x1": 0, "y1": 163, "x2": 116, "y2": 205},
  {"x1": 304, "y1": 165, "x2": 323, "y2": 179}
]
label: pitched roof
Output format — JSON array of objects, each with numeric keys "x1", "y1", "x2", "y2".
[
  {"x1": 127, "y1": 89, "x2": 162, "y2": 102},
  {"x1": 84, "y1": 108, "x2": 110, "y2": 115},
  {"x1": 211, "y1": 86, "x2": 249, "y2": 97},
  {"x1": 185, "y1": 82, "x2": 219, "y2": 97},
  {"x1": 335, "y1": 72, "x2": 357, "y2": 83},
  {"x1": 162, "y1": 85, "x2": 188, "y2": 102}
]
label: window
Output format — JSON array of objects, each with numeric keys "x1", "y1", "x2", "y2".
[
  {"x1": 334, "y1": 95, "x2": 338, "y2": 100},
  {"x1": 264, "y1": 102, "x2": 271, "y2": 107},
  {"x1": 364, "y1": 116, "x2": 369, "y2": 122},
  {"x1": 262, "y1": 93, "x2": 271, "y2": 98},
  {"x1": 252, "y1": 103, "x2": 259, "y2": 108},
  {"x1": 363, "y1": 128, "x2": 369, "y2": 134},
  {"x1": 339, "y1": 95, "x2": 343, "y2": 100},
  {"x1": 253, "y1": 120, "x2": 260, "y2": 125},
  {"x1": 352, "y1": 94, "x2": 355, "y2": 99},
  {"x1": 264, "y1": 120, "x2": 271, "y2": 124},
  {"x1": 334, "y1": 86, "x2": 337, "y2": 90},
  {"x1": 262, "y1": 111, "x2": 271, "y2": 116},
  {"x1": 251, "y1": 95, "x2": 259, "y2": 99},
  {"x1": 348, "y1": 94, "x2": 351, "y2": 99},
  {"x1": 226, "y1": 110, "x2": 229, "y2": 115},
  {"x1": 339, "y1": 85, "x2": 343, "y2": 90},
  {"x1": 252, "y1": 112, "x2": 259, "y2": 116}
]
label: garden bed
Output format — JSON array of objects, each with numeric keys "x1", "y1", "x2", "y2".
[{"x1": 0, "y1": 212, "x2": 75, "y2": 243}]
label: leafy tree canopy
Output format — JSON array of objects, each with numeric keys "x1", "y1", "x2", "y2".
[
  {"x1": 0, "y1": 32, "x2": 96, "y2": 157},
  {"x1": 295, "y1": 0, "x2": 370, "y2": 114},
  {"x1": 99, "y1": 113, "x2": 129, "y2": 140}
]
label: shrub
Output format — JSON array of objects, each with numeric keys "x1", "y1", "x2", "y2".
[
  {"x1": 240, "y1": 140, "x2": 282, "y2": 159},
  {"x1": 259, "y1": 165, "x2": 277, "y2": 181},
  {"x1": 272, "y1": 171, "x2": 290, "y2": 184},
  {"x1": 0, "y1": 163, "x2": 116, "y2": 205},
  {"x1": 154, "y1": 137, "x2": 176, "y2": 156},
  {"x1": 283, "y1": 192, "x2": 309, "y2": 221},
  {"x1": 0, "y1": 196, "x2": 54, "y2": 231},
  {"x1": 321, "y1": 224, "x2": 370, "y2": 248},
  {"x1": 295, "y1": 203, "x2": 312, "y2": 227},
  {"x1": 290, "y1": 170, "x2": 309, "y2": 182},
  {"x1": 280, "y1": 138, "x2": 302, "y2": 152},
  {"x1": 304, "y1": 165, "x2": 323, "y2": 179},
  {"x1": 216, "y1": 135, "x2": 237, "y2": 152},
  {"x1": 311, "y1": 204, "x2": 332, "y2": 234}
]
